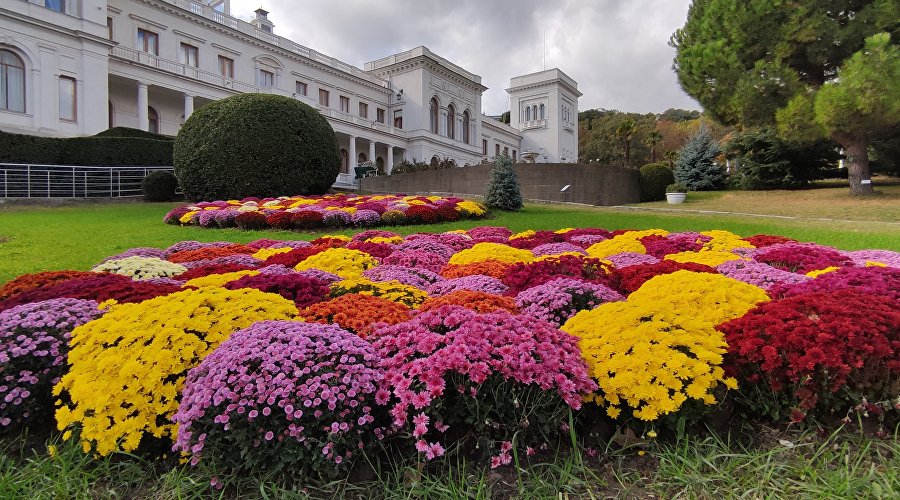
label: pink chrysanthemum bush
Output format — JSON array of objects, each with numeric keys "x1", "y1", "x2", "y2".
[
  {"x1": 0, "y1": 299, "x2": 103, "y2": 430},
  {"x1": 370, "y1": 305, "x2": 597, "y2": 461},
  {"x1": 173, "y1": 321, "x2": 384, "y2": 477},
  {"x1": 515, "y1": 278, "x2": 624, "y2": 328}
]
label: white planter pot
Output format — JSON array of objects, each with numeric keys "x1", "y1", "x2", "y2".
[{"x1": 666, "y1": 192, "x2": 687, "y2": 204}]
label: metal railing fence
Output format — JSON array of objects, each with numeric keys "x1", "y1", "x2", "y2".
[{"x1": 0, "y1": 164, "x2": 176, "y2": 198}]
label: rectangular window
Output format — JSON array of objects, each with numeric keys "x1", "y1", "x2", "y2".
[
  {"x1": 217, "y1": 55, "x2": 234, "y2": 78},
  {"x1": 179, "y1": 43, "x2": 198, "y2": 68},
  {"x1": 339, "y1": 95, "x2": 350, "y2": 113},
  {"x1": 393, "y1": 109, "x2": 403, "y2": 129},
  {"x1": 358, "y1": 102, "x2": 368, "y2": 118},
  {"x1": 376, "y1": 108, "x2": 385, "y2": 124},
  {"x1": 495, "y1": 144, "x2": 500, "y2": 157},
  {"x1": 512, "y1": 150, "x2": 517, "y2": 161},
  {"x1": 45, "y1": 0, "x2": 64, "y2": 13},
  {"x1": 504, "y1": 147, "x2": 509, "y2": 156},
  {"x1": 137, "y1": 28, "x2": 159, "y2": 56},
  {"x1": 58, "y1": 76, "x2": 76, "y2": 122},
  {"x1": 259, "y1": 69, "x2": 274, "y2": 87},
  {"x1": 319, "y1": 89, "x2": 330, "y2": 107},
  {"x1": 482, "y1": 139, "x2": 488, "y2": 155},
  {"x1": 295, "y1": 81, "x2": 307, "y2": 96},
  {"x1": 107, "y1": 17, "x2": 113, "y2": 40}
]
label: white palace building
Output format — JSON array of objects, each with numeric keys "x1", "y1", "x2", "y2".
[{"x1": 1, "y1": 0, "x2": 581, "y2": 184}]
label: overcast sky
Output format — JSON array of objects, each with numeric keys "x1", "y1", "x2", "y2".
[{"x1": 230, "y1": 0, "x2": 700, "y2": 115}]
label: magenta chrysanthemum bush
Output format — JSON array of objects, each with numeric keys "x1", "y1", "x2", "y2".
[
  {"x1": 515, "y1": 278, "x2": 624, "y2": 327},
  {"x1": 173, "y1": 321, "x2": 383, "y2": 476},
  {"x1": 767, "y1": 266, "x2": 900, "y2": 301},
  {"x1": 0, "y1": 299, "x2": 102, "y2": 430},
  {"x1": 370, "y1": 306, "x2": 597, "y2": 460},
  {"x1": 425, "y1": 274, "x2": 508, "y2": 297},
  {"x1": 363, "y1": 265, "x2": 444, "y2": 290}
]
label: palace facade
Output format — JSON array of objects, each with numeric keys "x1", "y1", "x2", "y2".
[{"x1": 1, "y1": 0, "x2": 581, "y2": 185}]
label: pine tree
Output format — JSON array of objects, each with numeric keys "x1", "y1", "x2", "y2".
[
  {"x1": 485, "y1": 154, "x2": 523, "y2": 211},
  {"x1": 674, "y1": 126, "x2": 726, "y2": 190}
]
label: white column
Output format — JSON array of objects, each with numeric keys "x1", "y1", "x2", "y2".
[
  {"x1": 386, "y1": 145, "x2": 394, "y2": 175},
  {"x1": 137, "y1": 82, "x2": 149, "y2": 131},
  {"x1": 368, "y1": 140, "x2": 376, "y2": 164},
  {"x1": 183, "y1": 94, "x2": 194, "y2": 121},
  {"x1": 348, "y1": 136, "x2": 357, "y2": 173}
]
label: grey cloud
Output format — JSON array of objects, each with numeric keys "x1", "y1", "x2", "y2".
[{"x1": 231, "y1": 0, "x2": 699, "y2": 114}]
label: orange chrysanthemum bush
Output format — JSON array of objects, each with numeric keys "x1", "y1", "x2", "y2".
[
  {"x1": 301, "y1": 293, "x2": 411, "y2": 338},
  {"x1": 440, "y1": 260, "x2": 512, "y2": 279},
  {"x1": 562, "y1": 271, "x2": 769, "y2": 424},
  {"x1": 0, "y1": 271, "x2": 98, "y2": 301},
  {"x1": 53, "y1": 288, "x2": 298, "y2": 456},
  {"x1": 419, "y1": 290, "x2": 518, "y2": 314}
]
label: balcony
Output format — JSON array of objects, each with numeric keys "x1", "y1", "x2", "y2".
[
  {"x1": 110, "y1": 46, "x2": 260, "y2": 93},
  {"x1": 160, "y1": 0, "x2": 389, "y2": 89},
  {"x1": 521, "y1": 119, "x2": 548, "y2": 131}
]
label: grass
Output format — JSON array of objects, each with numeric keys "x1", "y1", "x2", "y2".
[
  {"x1": 1, "y1": 193, "x2": 898, "y2": 284},
  {"x1": 1, "y1": 429, "x2": 896, "y2": 499}
]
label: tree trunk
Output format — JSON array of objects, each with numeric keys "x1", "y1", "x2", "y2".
[{"x1": 835, "y1": 134, "x2": 874, "y2": 196}]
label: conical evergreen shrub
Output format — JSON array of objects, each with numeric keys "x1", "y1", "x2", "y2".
[
  {"x1": 485, "y1": 155, "x2": 523, "y2": 211},
  {"x1": 674, "y1": 127, "x2": 726, "y2": 191}
]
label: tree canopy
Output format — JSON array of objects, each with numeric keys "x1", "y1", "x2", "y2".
[{"x1": 672, "y1": 0, "x2": 900, "y2": 194}]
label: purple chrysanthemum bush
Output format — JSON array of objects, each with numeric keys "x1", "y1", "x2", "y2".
[
  {"x1": 173, "y1": 321, "x2": 383, "y2": 477},
  {"x1": 370, "y1": 306, "x2": 597, "y2": 464},
  {"x1": 0, "y1": 299, "x2": 102, "y2": 430},
  {"x1": 515, "y1": 278, "x2": 625, "y2": 328}
]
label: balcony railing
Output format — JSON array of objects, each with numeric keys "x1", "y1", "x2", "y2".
[
  {"x1": 161, "y1": 0, "x2": 390, "y2": 89},
  {"x1": 110, "y1": 46, "x2": 260, "y2": 93}
]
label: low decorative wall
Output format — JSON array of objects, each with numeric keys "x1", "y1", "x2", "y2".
[{"x1": 359, "y1": 163, "x2": 640, "y2": 206}]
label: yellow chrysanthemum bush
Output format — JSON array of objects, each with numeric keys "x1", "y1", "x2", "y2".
[
  {"x1": 586, "y1": 230, "x2": 668, "y2": 260},
  {"x1": 294, "y1": 248, "x2": 378, "y2": 279},
  {"x1": 562, "y1": 271, "x2": 769, "y2": 423},
  {"x1": 447, "y1": 242, "x2": 534, "y2": 266},
  {"x1": 53, "y1": 288, "x2": 298, "y2": 456},
  {"x1": 330, "y1": 278, "x2": 428, "y2": 308}
]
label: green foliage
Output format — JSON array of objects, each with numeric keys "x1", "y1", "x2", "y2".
[
  {"x1": 726, "y1": 128, "x2": 841, "y2": 189},
  {"x1": 871, "y1": 130, "x2": 900, "y2": 176},
  {"x1": 500, "y1": 111, "x2": 510, "y2": 124},
  {"x1": 674, "y1": 127, "x2": 726, "y2": 191},
  {"x1": 666, "y1": 183, "x2": 689, "y2": 193},
  {"x1": 0, "y1": 130, "x2": 173, "y2": 166},
  {"x1": 639, "y1": 163, "x2": 676, "y2": 201},
  {"x1": 141, "y1": 171, "x2": 180, "y2": 202},
  {"x1": 93, "y1": 127, "x2": 173, "y2": 140},
  {"x1": 173, "y1": 93, "x2": 340, "y2": 200},
  {"x1": 484, "y1": 155, "x2": 523, "y2": 211}
]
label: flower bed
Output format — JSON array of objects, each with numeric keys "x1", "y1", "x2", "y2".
[
  {"x1": 1, "y1": 225, "x2": 898, "y2": 476},
  {"x1": 164, "y1": 194, "x2": 488, "y2": 230}
]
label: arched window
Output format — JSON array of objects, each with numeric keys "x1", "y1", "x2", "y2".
[
  {"x1": 462, "y1": 110, "x2": 470, "y2": 144},
  {"x1": 532, "y1": 105, "x2": 538, "y2": 121},
  {"x1": 539, "y1": 103, "x2": 545, "y2": 120},
  {"x1": 446, "y1": 104, "x2": 455, "y2": 140},
  {"x1": 430, "y1": 156, "x2": 440, "y2": 169},
  {"x1": 429, "y1": 97, "x2": 439, "y2": 134},
  {"x1": 0, "y1": 50, "x2": 26, "y2": 113},
  {"x1": 148, "y1": 106, "x2": 159, "y2": 134},
  {"x1": 340, "y1": 149, "x2": 348, "y2": 173},
  {"x1": 375, "y1": 156, "x2": 384, "y2": 173},
  {"x1": 357, "y1": 152, "x2": 367, "y2": 165},
  {"x1": 525, "y1": 105, "x2": 531, "y2": 122}
]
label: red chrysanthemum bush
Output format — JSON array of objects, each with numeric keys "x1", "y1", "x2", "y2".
[
  {"x1": 168, "y1": 245, "x2": 255, "y2": 264},
  {"x1": 501, "y1": 255, "x2": 618, "y2": 296},
  {"x1": 300, "y1": 294, "x2": 411, "y2": 338},
  {"x1": 292, "y1": 211, "x2": 324, "y2": 229},
  {"x1": 224, "y1": 273, "x2": 331, "y2": 309},
  {"x1": 767, "y1": 266, "x2": 900, "y2": 302},
  {"x1": 418, "y1": 290, "x2": 518, "y2": 314},
  {"x1": 742, "y1": 234, "x2": 796, "y2": 248},
  {"x1": 0, "y1": 274, "x2": 181, "y2": 313},
  {"x1": 0, "y1": 271, "x2": 98, "y2": 301},
  {"x1": 507, "y1": 231, "x2": 567, "y2": 250},
  {"x1": 753, "y1": 243, "x2": 853, "y2": 274},
  {"x1": 262, "y1": 244, "x2": 335, "y2": 268},
  {"x1": 719, "y1": 290, "x2": 900, "y2": 424},
  {"x1": 370, "y1": 306, "x2": 597, "y2": 462},
  {"x1": 345, "y1": 241, "x2": 394, "y2": 260},
  {"x1": 404, "y1": 205, "x2": 440, "y2": 224},
  {"x1": 617, "y1": 260, "x2": 717, "y2": 294},
  {"x1": 265, "y1": 211, "x2": 296, "y2": 230}
]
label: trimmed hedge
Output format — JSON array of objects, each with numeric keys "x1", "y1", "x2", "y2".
[
  {"x1": 94, "y1": 127, "x2": 173, "y2": 140},
  {"x1": 173, "y1": 94, "x2": 341, "y2": 200},
  {"x1": 639, "y1": 163, "x2": 675, "y2": 201},
  {"x1": 142, "y1": 170, "x2": 180, "y2": 202},
  {"x1": 0, "y1": 130, "x2": 173, "y2": 166}
]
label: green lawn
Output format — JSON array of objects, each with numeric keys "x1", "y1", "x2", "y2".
[{"x1": 1, "y1": 200, "x2": 898, "y2": 284}]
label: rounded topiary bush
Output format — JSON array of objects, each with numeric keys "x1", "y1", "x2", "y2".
[
  {"x1": 142, "y1": 170, "x2": 180, "y2": 202},
  {"x1": 639, "y1": 163, "x2": 675, "y2": 202},
  {"x1": 174, "y1": 94, "x2": 341, "y2": 200}
]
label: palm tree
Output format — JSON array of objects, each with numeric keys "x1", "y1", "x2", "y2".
[
  {"x1": 644, "y1": 130, "x2": 663, "y2": 163},
  {"x1": 615, "y1": 119, "x2": 637, "y2": 167}
]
